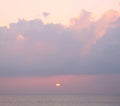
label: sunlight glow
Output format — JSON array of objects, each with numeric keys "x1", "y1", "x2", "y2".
[{"x1": 55, "y1": 83, "x2": 61, "y2": 87}]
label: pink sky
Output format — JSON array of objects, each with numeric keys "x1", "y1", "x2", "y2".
[
  {"x1": 0, "y1": 74, "x2": 120, "y2": 94},
  {"x1": 0, "y1": 0, "x2": 120, "y2": 95},
  {"x1": 0, "y1": 0, "x2": 119, "y2": 26}
]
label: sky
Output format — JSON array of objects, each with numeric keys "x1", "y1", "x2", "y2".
[{"x1": 0, "y1": 0, "x2": 120, "y2": 95}]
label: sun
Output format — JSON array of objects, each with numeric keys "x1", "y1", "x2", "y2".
[{"x1": 55, "y1": 83, "x2": 61, "y2": 87}]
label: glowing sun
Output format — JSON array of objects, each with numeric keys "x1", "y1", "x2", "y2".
[{"x1": 55, "y1": 83, "x2": 61, "y2": 87}]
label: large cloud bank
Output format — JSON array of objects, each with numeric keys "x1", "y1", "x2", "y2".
[{"x1": 0, "y1": 10, "x2": 120, "y2": 77}]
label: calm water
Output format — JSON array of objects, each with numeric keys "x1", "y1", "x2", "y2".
[{"x1": 0, "y1": 95, "x2": 120, "y2": 106}]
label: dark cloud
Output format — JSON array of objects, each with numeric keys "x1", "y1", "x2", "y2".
[{"x1": 0, "y1": 10, "x2": 120, "y2": 77}]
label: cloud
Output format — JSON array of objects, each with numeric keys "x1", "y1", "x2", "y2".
[
  {"x1": 88, "y1": 17, "x2": 120, "y2": 74},
  {"x1": 0, "y1": 10, "x2": 120, "y2": 77},
  {"x1": 42, "y1": 12, "x2": 50, "y2": 18},
  {"x1": 70, "y1": 10, "x2": 120, "y2": 56},
  {"x1": 70, "y1": 10, "x2": 93, "y2": 31},
  {"x1": 17, "y1": 34, "x2": 25, "y2": 41}
]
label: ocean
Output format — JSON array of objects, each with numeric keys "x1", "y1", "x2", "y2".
[{"x1": 0, "y1": 95, "x2": 120, "y2": 106}]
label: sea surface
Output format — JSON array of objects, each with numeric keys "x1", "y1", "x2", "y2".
[{"x1": 0, "y1": 95, "x2": 120, "y2": 106}]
